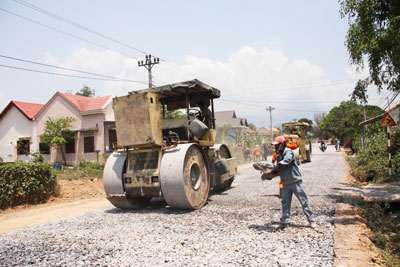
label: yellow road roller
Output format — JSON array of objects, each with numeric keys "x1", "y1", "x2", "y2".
[{"x1": 103, "y1": 79, "x2": 237, "y2": 210}]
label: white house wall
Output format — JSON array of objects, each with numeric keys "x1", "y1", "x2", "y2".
[
  {"x1": 35, "y1": 95, "x2": 82, "y2": 165},
  {"x1": 104, "y1": 99, "x2": 115, "y2": 121},
  {"x1": 0, "y1": 106, "x2": 35, "y2": 162},
  {"x1": 35, "y1": 95, "x2": 111, "y2": 165},
  {"x1": 35, "y1": 95, "x2": 83, "y2": 134},
  {"x1": 77, "y1": 113, "x2": 107, "y2": 162}
]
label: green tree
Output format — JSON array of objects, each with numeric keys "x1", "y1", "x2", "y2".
[
  {"x1": 340, "y1": 0, "x2": 400, "y2": 101},
  {"x1": 41, "y1": 117, "x2": 75, "y2": 165},
  {"x1": 312, "y1": 112, "x2": 329, "y2": 139},
  {"x1": 321, "y1": 101, "x2": 383, "y2": 142},
  {"x1": 248, "y1": 123, "x2": 257, "y2": 131},
  {"x1": 76, "y1": 85, "x2": 95, "y2": 97}
]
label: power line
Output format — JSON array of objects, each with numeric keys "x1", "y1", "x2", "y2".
[
  {"x1": 374, "y1": 90, "x2": 392, "y2": 107},
  {"x1": 3, "y1": 1, "x2": 377, "y2": 103},
  {"x1": 13, "y1": 0, "x2": 148, "y2": 55},
  {"x1": 0, "y1": 63, "x2": 146, "y2": 82},
  {"x1": 0, "y1": 7, "x2": 139, "y2": 61},
  {"x1": 0, "y1": 7, "x2": 167, "y2": 86},
  {"x1": 8, "y1": 1, "x2": 168, "y2": 86},
  {"x1": 12, "y1": 0, "x2": 196, "y2": 88},
  {"x1": 382, "y1": 91, "x2": 400, "y2": 110},
  {"x1": 8, "y1": 0, "x2": 351, "y2": 98},
  {"x1": 0, "y1": 54, "x2": 147, "y2": 83}
]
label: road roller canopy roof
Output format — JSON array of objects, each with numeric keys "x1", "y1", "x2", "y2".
[
  {"x1": 129, "y1": 79, "x2": 221, "y2": 106},
  {"x1": 282, "y1": 122, "x2": 310, "y2": 127}
]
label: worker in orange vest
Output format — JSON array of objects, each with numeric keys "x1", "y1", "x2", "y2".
[
  {"x1": 272, "y1": 137, "x2": 298, "y2": 198},
  {"x1": 252, "y1": 145, "x2": 261, "y2": 161}
]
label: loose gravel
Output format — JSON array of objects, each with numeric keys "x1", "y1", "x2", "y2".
[{"x1": 0, "y1": 145, "x2": 346, "y2": 266}]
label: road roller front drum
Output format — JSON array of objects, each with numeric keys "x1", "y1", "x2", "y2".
[
  {"x1": 160, "y1": 144, "x2": 209, "y2": 210},
  {"x1": 103, "y1": 152, "x2": 151, "y2": 209}
]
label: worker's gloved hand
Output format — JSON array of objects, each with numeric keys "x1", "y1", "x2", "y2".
[
  {"x1": 261, "y1": 166, "x2": 280, "y2": 181},
  {"x1": 272, "y1": 165, "x2": 279, "y2": 174}
]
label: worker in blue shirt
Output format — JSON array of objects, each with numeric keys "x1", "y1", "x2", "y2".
[
  {"x1": 273, "y1": 135, "x2": 315, "y2": 229},
  {"x1": 336, "y1": 139, "x2": 341, "y2": 151}
]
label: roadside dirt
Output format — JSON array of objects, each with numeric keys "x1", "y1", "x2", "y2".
[
  {"x1": 333, "y1": 167, "x2": 385, "y2": 266},
  {"x1": 0, "y1": 179, "x2": 111, "y2": 234},
  {"x1": 0, "y1": 169, "x2": 386, "y2": 266}
]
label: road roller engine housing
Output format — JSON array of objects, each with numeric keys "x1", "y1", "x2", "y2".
[
  {"x1": 103, "y1": 79, "x2": 237, "y2": 210},
  {"x1": 282, "y1": 122, "x2": 312, "y2": 163}
]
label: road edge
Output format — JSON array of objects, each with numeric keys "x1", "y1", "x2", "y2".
[
  {"x1": 333, "y1": 153, "x2": 384, "y2": 266},
  {"x1": 0, "y1": 198, "x2": 112, "y2": 235}
]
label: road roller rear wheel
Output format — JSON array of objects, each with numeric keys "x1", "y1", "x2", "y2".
[
  {"x1": 213, "y1": 144, "x2": 235, "y2": 191},
  {"x1": 160, "y1": 144, "x2": 209, "y2": 209},
  {"x1": 215, "y1": 144, "x2": 232, "y2": 159}
]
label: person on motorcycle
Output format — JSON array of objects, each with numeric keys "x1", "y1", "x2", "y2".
[{"x1": 319, "y1": 140, "x2": 327, "y2": 152}]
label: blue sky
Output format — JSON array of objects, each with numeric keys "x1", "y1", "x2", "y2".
[{"x1": 0, "y1": 0, "x2": 389, "y2": 127}]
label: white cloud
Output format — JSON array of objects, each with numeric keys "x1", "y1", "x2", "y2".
[{"x1": 46, "y1": 45, "x2": 365, "y2": 127}]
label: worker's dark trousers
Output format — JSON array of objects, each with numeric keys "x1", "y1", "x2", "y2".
[{"x1": 280, "y1": 180, "x2": 314, "y2": 224}]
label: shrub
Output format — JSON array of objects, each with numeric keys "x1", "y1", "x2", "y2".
[
  {"x1": 0, "y1": 162, "x2": 57, "y2": 209},
  {"x1": 349, "y1": 129, "x2": 399, "y2": 183},
  {"x1": 31, "y1": 152, "x2": 44, "y2": 163}
]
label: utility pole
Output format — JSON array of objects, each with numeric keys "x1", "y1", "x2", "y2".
[
  {"x1": 138, "y1": 54, "x2": 160, "y2": 88},
  {"x1": 266, "y1": 106, "x2": 275, "y2": 143},
  {"x1": 362, "y1": 101, "x2": 367, "y2": 147}
]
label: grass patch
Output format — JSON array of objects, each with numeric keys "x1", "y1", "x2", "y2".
[
  {"x1": 56, "y1": 161, "x2": 104, "y2": 181},
  {"x1": 364, "y1": 202, "x2": 400, "y2": 266}
]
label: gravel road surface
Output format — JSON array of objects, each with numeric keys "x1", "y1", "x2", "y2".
[{"x1": 0, "y1": 144, "x2": 347, "y2": 266}]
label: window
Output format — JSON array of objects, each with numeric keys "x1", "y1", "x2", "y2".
[
  {"x1": 17, "y1": 139, "x2": 30, "y2": 155},
  {"x1": 65, "y1": 138, "x2": 75, "y2": 154},
  {"x1": 39, "y1": 142, "x2": 50, "y2": 154},
  {"x1": 109, "y1": 129, "x2": 117, "y2": 150},
  {"x1": 84, "y1": 136, "x2": 95, "y2": 153}
]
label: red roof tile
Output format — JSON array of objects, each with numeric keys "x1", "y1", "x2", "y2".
[
  {"x1": 58, "y1": 92, "x2": 111, "y2": 112},
  {"x1": 0, "y1": 100, "x2": 44, "y2": 121},
  {"x1": 11, "y1": 101, "x2": 44, "y2": 120},
  {"x1": 247, "y1": 128, "x2": 256, "y2": 134}
]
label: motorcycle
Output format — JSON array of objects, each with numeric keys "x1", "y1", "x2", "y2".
[{"x1": 319, "y1": 142, "x2": 327, "y2": 152}]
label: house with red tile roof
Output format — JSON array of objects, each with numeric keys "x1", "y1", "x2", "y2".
[
  {"x1": 257, "y1": 126, "x2": 280, "y2": 137},
  {"x1": 35, "y1": 92, "x2": 114, "y2": 165},
  {"x1": 0, "y1": 100, "x2": 44, "y2": 162},
  {"x1": 0, "y1": 91, "x2": 116, "y2": 164}
]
